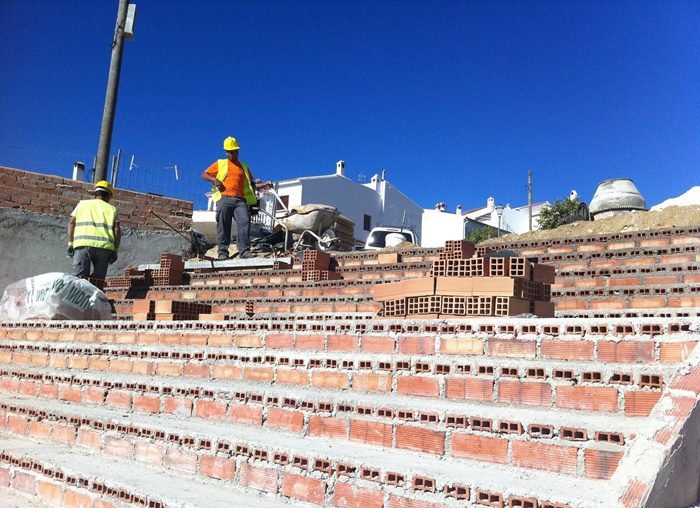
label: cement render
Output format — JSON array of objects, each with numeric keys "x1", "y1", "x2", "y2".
[
  {"x1": 0, "y1": 433, "x2": 295, "y2": 508},
  {"x1": 0, "y1": 208, "x2": 192, "y2": 295}
]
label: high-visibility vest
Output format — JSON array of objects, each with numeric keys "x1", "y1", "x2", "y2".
[
  {"x1": 211, "y1": 160, "x2": 257, "y2": 205},
  {"x1": 73, "y1": 200, "x2": 118, "y2": 250}
]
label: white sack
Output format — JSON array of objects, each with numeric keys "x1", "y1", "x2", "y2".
[{"x1": 0, "y1": 273, "x2": 112, "y2": 321}]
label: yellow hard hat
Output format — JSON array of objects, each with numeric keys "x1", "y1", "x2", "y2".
[
  {"x1": 94, "y1": 180, "x2": 114, "y2": 196},
  {"x1": 223, "y1": 136, "x2": 240, "y2": 151}
]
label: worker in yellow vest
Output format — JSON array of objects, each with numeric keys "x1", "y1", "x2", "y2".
[
  {"x1": 67, "y1": 181, "x2": 121, "y2": 280},
  {"x1": 201, "y1": 137, "x2": 272, "y2": 260}
]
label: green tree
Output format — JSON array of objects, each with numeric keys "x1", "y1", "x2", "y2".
[
  {"x1": 537, "y1": 197, "x2": 580, "y2": 230},
  {"x1": 465, "y1": 226, "x2": 498, "y2": 244}
]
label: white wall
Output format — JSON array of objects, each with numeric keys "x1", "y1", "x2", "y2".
[
  {"x1": 380, "y1": 182, "x2": 423, "y2": 242},
  {"x1": 422, "y1": 208, "x2": 464, "y2": 248}
]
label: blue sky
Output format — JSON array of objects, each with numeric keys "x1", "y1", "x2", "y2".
[{"x1": 1, "y1": 0, "x2": 698, "y2": 212}]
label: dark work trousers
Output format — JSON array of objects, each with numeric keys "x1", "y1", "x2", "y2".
[
  {"x1": 215, "y1": 196, "x2": 251, "y2": 258},
  {"x1": 72, "y1": 246, "x2": 112, "y2": 280}
]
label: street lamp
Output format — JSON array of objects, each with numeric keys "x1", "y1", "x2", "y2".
[{"x1": 495, "y1": 204, "x2": 504, "y2": 237}]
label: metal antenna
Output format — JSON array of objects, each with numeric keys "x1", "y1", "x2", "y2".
[{"x1": 129, "y1": 155, "x2": 137, "y2": 171}]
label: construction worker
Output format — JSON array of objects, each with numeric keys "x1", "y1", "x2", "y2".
[
  {"x1": 201, "y1": 136, "x2": 272, "y2": 260},
  {"x1": 67, "y1": 181, "x2": 121, "y2": 280}
]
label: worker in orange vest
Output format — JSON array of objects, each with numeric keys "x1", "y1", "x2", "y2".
[{"x1": 201, "y1": 136, "x2": 272, "y2": 260}]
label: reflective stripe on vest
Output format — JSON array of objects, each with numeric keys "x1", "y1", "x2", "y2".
[
  {"x1": 211, "y1": 159, "x2": 257, "y2": 205},
  {"x1": 73, "y1": 200, "x2": 118, "y2": 250}
]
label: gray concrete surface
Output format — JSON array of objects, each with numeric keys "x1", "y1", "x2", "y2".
[{"x1": 0, "y1": 208, "x2": 192, "y2": 294}]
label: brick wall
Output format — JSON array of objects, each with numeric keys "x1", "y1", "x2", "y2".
[{"x1": 0, "y1": 166, "x2": 193, "y2": 232}]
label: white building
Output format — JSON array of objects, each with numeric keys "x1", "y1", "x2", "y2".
[
  {"x1": 270, "y1": 161, "x2": 423, "y2": 246},
  {"x1": 421, "y1": 197, "x2": 550, "y2": 248}
]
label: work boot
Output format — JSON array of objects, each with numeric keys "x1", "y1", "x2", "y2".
[{"x1": 217, "y1": 254, "x2": 228, "y2": 260}]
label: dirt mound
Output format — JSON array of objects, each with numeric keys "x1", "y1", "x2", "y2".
[{"x1": 482, "y1": 205, "x2": 700, "y2": 245}]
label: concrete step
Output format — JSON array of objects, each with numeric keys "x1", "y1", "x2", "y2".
[
  {"x1": 0, "y1": 432, "x2": 303, "y2": 508},
  {"x1": 0, "y1": 393, "x2": 617, "y2": 507}
]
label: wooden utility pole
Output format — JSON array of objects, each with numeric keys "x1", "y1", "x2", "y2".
[
  {"x1": 95, "y1": 0, "x2": 130, "y2": 183},
  {"x1": 528, "y1": 170, "x2": 533, "y2": 231}
]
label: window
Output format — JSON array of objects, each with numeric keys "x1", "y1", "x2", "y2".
[{"x1": 364, "y1": 214, "x2": 372, "y2": 231}]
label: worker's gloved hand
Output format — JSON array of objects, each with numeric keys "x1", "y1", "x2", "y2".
[
  {"x1": 109, "y1": 251, "x2": 118, "y2": 264},
  {"x1": 67, "y1": 246, "x2": 74, "y2": 258}
]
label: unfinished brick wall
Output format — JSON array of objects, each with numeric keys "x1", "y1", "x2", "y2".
[{"x1": 0, "y1": 166, "x2": 193, "y2": 232}]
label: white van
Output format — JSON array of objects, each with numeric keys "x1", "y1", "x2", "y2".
[{"x1": 364, "y1": 226, "x2": 419, "y2": 250}]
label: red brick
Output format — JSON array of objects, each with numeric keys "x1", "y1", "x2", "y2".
[
  {"x1": 309, "y1": 416, "x2": 347, "y2": 439},
  {"x1": 629, "y1": 297, "x2": 666, "y2": 309},
  {"x1": 59, "y1": 386, "x2": 82, "y2": 403},
  {"x1": 77, "y1": 429, "x2": 102, "y2": 450},
  {"x1": 236, "y1": 334, "x2": 262, "y2": 348},
  {"x1": 660, "y1": 342, "x2": 698, "y2": 363},
  {"x1": 349, "y1": 420, "x2": 392, "y2": 447},
  {"x1": 328, "y1": 334, "x2": 359, "y2": 352},
  {"x1": 37, "y1": 481, "x2": 63, "y2": 503},
  {"x1": 360, "y1": 336, "x2": 395, "y2": 353},
  {"x1": 64, "y1": 489, "x2": 91, "y2": 508},
  {"x1": 184, "y1": 363, "x2": 210, "y2": 378},
  {"x1": 333, "y1": 482, "x2": 383, "y2": 508},
  {"x1": 488, "y1": 338, "x2": 536, "y2": 358},
  {"x1": 625, "y1": 391, "x2": 661, "y2": 417},
  {"x1": 511, "y1": 441, "x2": 577, "y2": 474},
  {"x1": 445, "y1": 378, "x2": 493, "y2": 402},
  {"x1": 276, "y1": 368, "x2": 309, "y2": 385},
  {"x1": 312, "y1": 371, "x2": 348, "y2": 389},
  {"x1": 397, "y1": 376, "x2": 439, "y2": 397},
  {"x1": 598, "y1": 341, "x2": 654, "y2": 363},
  {"x1": 133, "y1": 395, "x2": 161, "y2": 413},
  {"x1": 12, "y1": 472, "x2": 36, "y2": 494},
  {"x1": 208, "y1": 333, "x2": 233, "y2": 347},
  {"x1": 668, "y1": 296, "x2": 700, "y2": 308},
  {"x1": 266, "y1": 333, "x2": 294, "y2": 349},
  {"x1": 557, "y1": 386, "x2": 618, "y2": 412},
  {"x1": 353, "y1": 373, "x2": 392, "y2": 392},
  {"x1": 28, "y1": 421, "x2": 52, "y2": 440},
  {"x1": 590, "y1": 299, "x2": 626, "y2": 310},
  {"x1": 238, "y1": 463, "x2": 279, "y2": 494},
  {"x1": 105, "y1": 436, "x2": 133, "y2": 458},
  {"x1": 51, "y1": 425, "x2": 76, "y2": 445},
  {"x1": 440, "y1": 337, "x2": 483, "y2": 355},
  {"x1": 555, "y1": 299, "x2": 589, "y2": 310},
  {"x1": 670, "y1": 364, "x2": 700, "y2": 395},
  {"x1": 134, "y1": 442, "x2": 164, "y2": 466},
  {"x1": 7, "y1": 415, "x2": 28, "y2": 435},
  {"x1": 165, "y1": 448, "x2": 197, "y2": 474},
  {"x1": 295, "y1": 334, "x2": 325, "y2": 350},
  {"x1": 196, "y1": 400, "x2": 228, "y2": 420},
  {"x1": 229, "y1": 402, "x2": 263, "y2": 426},
  {"x1": 106, "y1": 390, "x2": 132, "y2": 409},
  {"x1": 267, "y1": 408, "x2": 304, "y2": 432},
  {"x1": 541, "y1": 339, "x2": 595, "y2": 360},
  {"x1": 398, "y1": 336, "x2": 435, "y2": 354},
  {"x1": 451, "y1": 434, "x2": 507, "y2": 464},
  {"x1": 244, "y1": 366, "x2": 274, "y2": 381},
  {"x1": 212, "y1": 364, "x2": 242, "y2": 379},
  {"x1": 498, "y1": 380, "x2": 552, "y2": 406},
  {"x1": 389, "y1": 495, "x2": 447, "y2": 508},
  {"x1": 396, "y1": 426, "x2": 445, "y2": 455},
  {"x1": 200, "y1": 455, "x2": 236, "y2": 481},
  {"x1": 585, "y1": 449, "x2": 623, "y2": 479},
  {"x1": 282, "y1": 472, "x2": 326, "y2": 505},
  {"x1": 163, "y1": 396, "x2": 192, "y2": 416}
]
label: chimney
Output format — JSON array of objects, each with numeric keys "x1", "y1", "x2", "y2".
[
  {"x1": 336, "y1": 160, "x2": 345, "y2": 176},
  {"x1": 456, "y1": 205, "x2": 462, "y2": 214},
  {"x1": 73, "y1": 162, "x2": 86, "y2": 181}
]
